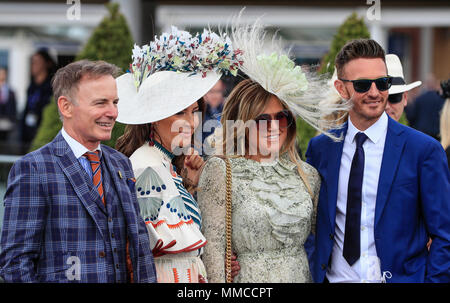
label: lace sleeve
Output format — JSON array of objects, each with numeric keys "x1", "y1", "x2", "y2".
[
  {"x1": 301, "y1": 161, "x2": 321, "y2": 235},
  {"x1": 309, "y1": 166, "x2": 321, "y2": 235},
  {"x1": 197, "y1": 157, "x2": 227, "y2": 283}
]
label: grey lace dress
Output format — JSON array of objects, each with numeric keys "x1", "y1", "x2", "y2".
[{"x1": 197, "y1": 155, "x2": 321, "y2": 283}]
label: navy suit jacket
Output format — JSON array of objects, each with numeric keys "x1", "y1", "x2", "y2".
[
  {"x1": 306, "y1": 116, "x2": 450, "y2": 283},
  {"x1": 0, "y1": 132, "x2": 156, "y2": 282}
]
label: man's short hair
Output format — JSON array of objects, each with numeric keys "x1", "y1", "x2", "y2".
[
  {"x1": 335, "y1": 39, "x2": 386, "y2": 78},
  {"x1": 52, "y1": 59, "x2": 121, "y2": 103}
]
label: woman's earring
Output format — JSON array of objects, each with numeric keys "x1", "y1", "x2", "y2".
[{"x1": 149, "y1": 126, "x2": 155, "y2": 146}]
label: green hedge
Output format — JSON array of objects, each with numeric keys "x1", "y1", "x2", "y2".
[
  {"x1": 30, "y1": 3, "x2": 132, "y2": 151},
  {"x1": 319, "y1": 12, "x2": 370, "y2": 75}
]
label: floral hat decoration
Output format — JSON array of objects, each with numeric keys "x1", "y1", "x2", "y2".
[
  {"x1": 231, "y1": 19, "x2": 350, "y2": 140},
  {"x1": 116, "y1": 26, "x2": 243, "y2": 125}
]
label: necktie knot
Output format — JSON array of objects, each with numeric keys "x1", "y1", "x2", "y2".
[
  {"x1": 84, "y1": 151, "x2": 100, "y2": 163},
  {"x1": 355, "y1": 132, "x2": 368, "y2": 148},
  {"x1": 83, "y1": 150, "x2": 104, "y2": 205}
]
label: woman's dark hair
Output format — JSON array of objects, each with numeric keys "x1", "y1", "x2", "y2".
[
  {"x1": 33, "y1": 48, "x2": 57, "y2": 77},
  {"x1": 115, "y1": 123, "x2": 152, "y2": 158},
  {"x1": 116, "y1": 98, "x2": 205, "y2": 173},
  {"x1": 116, "y1": 98, "x2": 205, "y2": 193}
]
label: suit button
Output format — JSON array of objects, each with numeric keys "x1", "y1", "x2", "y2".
[
  {"x1": 329, "y1": 234, "x2": 334, "y2": 240},
  {"x1": 321, "y1": 264, "x2": 326, "y2": 270},
  {"x1": 99, "y1": 251, "x2": 106, "y2": 258},
  {"x1": 116, "y1": 264, "x2": 120, "y2": 269}
]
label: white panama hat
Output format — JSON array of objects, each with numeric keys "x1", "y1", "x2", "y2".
[
  {"x1": 116, "y1": 26, "x2": 242, "y2": 125},
  {"x1": 386, "y1": 54, "x2": 422, "y2": 95},
  {"x1": 116, "y1": 70, "x2": 221, "y2": 124}
]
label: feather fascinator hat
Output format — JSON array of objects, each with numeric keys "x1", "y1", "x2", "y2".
[
  {"x1": 116, "y1": 26, "x2": 243, "y2": 124},
  {"x1": 231, "y1": 19, "x2": 350, "y2": 140}
]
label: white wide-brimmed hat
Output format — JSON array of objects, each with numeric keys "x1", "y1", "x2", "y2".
[
  {"x1": 386, "y1": 54, "x2": 422, "y2": 95},
  {"x1": 116, "y1": 26, "x2": 242, "y2": 125}
]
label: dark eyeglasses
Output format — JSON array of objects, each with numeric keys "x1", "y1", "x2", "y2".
[
  {"x1": 339, "y1": 77, "x2": 392, "y2": 93},
  {"x1": 388, "y1": 92, "x2": 404, "y2": 104},
  {"x1": 254, "y1": 109, "x2": 294, "y2": 129}
]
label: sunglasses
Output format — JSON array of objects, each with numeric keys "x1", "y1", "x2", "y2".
[
  {"x1": 339, "y1": 76, "x2": 392, "y2": 93},
  {"x1": 388, "y1": 92, "x2": 404, "y2": 104},
  {"x1": 254, "y1": 109, "x2": 294, "y2": 129}
]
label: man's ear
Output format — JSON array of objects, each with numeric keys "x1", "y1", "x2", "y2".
[
  {"x1": 403, "y1": 91, "x2": 408, "y2": 107},
  {"x1": 57, "y1": 96, "x2": 74, "y2": 119},
  {"x1": 334, "y1": 79, "x2": 350, "y2": 100}
]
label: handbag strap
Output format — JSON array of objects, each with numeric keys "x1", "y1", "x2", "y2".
[{"x1": 224, "y1": 157, "x2": 233, "y2": 283}]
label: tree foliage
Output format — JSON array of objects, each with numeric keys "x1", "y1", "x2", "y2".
[
  {"x1": 30, "y1": 3, "x2": 133, "y2": 151},
  {"x1": 319, "y1": 12, "x2": 370, "y2": 75}
]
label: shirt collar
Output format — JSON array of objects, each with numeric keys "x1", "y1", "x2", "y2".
[
  {"x1": 61, "y1": 127, "x2": 102, "y2": 159},
  {"x1": 347, "y1": 112, "x2": 388, "y2": 145},
  {"x1": 206, "y1": 103, "x2": 224, "y2": 115}
]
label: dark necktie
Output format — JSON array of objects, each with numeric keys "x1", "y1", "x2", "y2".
[
  {"x1": 343, "y1": 132, "x2": 368, "y2": 266},
  {"x1": 84, "y1": 151, "x2": 105, "y2": 205}
]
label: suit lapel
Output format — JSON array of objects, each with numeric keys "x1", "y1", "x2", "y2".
[
  {"x1": 102, "y1": 151, "x2": 139, "y2": 267},
  {"x1": 374, "y1": 118, "x2": 406, "y2": 228},
  {"x1": 327, "y1": 125, "x2": 348, "y2": 229},
  {"x1": 103, "y1": 151, "x2": 137, "y2": 223},
  {"x1": 52, "y1": 132, "x2": 106, "y2": 238}
]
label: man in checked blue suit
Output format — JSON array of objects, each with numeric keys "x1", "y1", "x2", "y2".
[
  {"x1": 306, "y1": 39, "x2": 450, "y2": 283},
  {"x1": 0, "y1": 60, "x2": 156, "y2": 282}
]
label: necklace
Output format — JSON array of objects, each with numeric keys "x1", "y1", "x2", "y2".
[{"x1": 152, "y1": 140, "x2": 175, "y2": 162}]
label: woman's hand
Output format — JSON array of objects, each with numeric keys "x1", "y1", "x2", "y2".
[
  {"x1": 231, "y1": 253, "x2": 241, "y2": 281},
  {"x1": 183, "y1": 148, "x2": 205, "y2": 187}
]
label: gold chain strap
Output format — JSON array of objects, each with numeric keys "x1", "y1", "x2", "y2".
[{"x1": 224, "y1": 158, "x2": 233, "y2": 283}]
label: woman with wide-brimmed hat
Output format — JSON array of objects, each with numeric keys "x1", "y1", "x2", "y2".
[{"x1": 115, "y1": 27, "x2": 242, "y2": 283}]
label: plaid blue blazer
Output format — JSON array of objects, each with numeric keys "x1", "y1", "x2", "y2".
[{"x1": 0, "y1": 132, "x2": 156, "y2": 283}]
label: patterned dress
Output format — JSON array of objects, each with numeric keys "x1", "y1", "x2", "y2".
[
  {"x1": 129, "y1": 142, "x2": 207, "y2": 283},
  {"x1": 198, "y1": 155, "x2": 320, "y2": 283}
]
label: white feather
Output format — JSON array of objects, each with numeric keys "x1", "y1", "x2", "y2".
[{"x1": 231, "y1": 14, "x2": 350, "y2": 141}]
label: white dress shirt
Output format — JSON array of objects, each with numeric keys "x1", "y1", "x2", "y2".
[
  {"x1": 326, "y1": 112, "x2": 388, "y2": 283},
  {"x1": 61, "y1": 128, "x2": 101, "y2": 178}
]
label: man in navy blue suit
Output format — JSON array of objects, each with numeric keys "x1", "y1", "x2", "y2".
[{"x1": 306, "y1": 39, "x2": 450, "y2": 283}]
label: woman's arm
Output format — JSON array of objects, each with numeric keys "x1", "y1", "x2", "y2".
[{"x1": 197, "y1": 157, "x2": 228, "y2": 283}]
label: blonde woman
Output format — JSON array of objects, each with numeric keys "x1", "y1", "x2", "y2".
[
  {"x1": 197, "y1": 22, "x2": 348, "y2": 283},
  {"x1": 198, "y1": 79, "x2": 322, "y2": 282}
]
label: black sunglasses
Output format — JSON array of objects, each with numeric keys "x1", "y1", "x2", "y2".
[
  {"x1": 254, "y1": 109, "x2": 294, "y2": 129},
  {"x1": 388, "y1": 92, "x2": 404, "y2": 104},
  {"x1": 339, "y1": 76, "x2": 392, "y2": 93}
]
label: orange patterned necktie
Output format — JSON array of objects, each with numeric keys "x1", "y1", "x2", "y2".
[
  {"x1": 84, "y1": 151, "x2": 105, "y2": 205},
  {"x1": 84, "y1": 150, "x2": 134, "y2": 282}
]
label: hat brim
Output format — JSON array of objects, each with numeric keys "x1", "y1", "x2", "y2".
[
  {"x1": 389, "y1": 81, "x2": 422, "y2": 95},
  {"x1": 116, "y1": 71, "x2": 221, "y2": 124}
]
